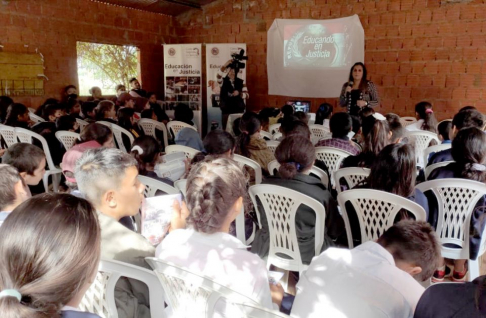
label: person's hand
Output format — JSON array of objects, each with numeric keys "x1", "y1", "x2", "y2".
[
  {"x1": 169, "y1": 200, "x2": 190, "y2": 233},
  {"x1": 144, "y1": 101, "x2": 151, "y2": 110},
  {"x1": 0, "y1": 149, "x2": 5, "y2": 157},
  {"x1": 269, "y1": 283, "x2": 284, "y2": 307},
  {"x1": 232, "y1": 90, "x2": 240, "y2": 97},
  {"x1": 356, "y1": 100, "x2": 367, "y2": 107},
  {"x1": 345, "y1": 85, "x2": 352, "y2": 93},
  {"x1": 183, "y1": 158, "x2": 191, "y2": 174}
]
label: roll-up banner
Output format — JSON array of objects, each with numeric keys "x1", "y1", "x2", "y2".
[
  {"x1": 205, "y1": 43, "x2": 247, "y2": 131},
  {"x1": 164, "y1": 44, "x2": 203, "y2": 135}
]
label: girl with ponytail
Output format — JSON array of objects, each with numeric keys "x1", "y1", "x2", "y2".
[
  {"x1": 251, "y1": 135, "x2": 343, "y2": 265},
  {"x1": 130, "y1": 136, "x2": 173, "y2": 186},
  {"x1": 235, "y1": 112, "x2": 274, "y2": 175},
  {"x1": 406, "y1": 101, "x2": 438, "y2": 133},
  {"x1": 428, "y1": 127, "x2": 486, "y2": 282}
]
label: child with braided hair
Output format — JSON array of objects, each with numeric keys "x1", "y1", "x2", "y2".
[{"x1": 156, "y1": 158, "x2": 284, "y2": 313}]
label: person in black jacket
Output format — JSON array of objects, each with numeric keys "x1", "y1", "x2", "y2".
[
  {"x1": 251, "y1": 135, "x2": 344, "y2": 264},
  {"x1": 217, "y1": 60, "x2": 248, "y2": 129}
]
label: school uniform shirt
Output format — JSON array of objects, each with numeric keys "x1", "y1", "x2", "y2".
[
  {"x1": 427, "y1": 148, "x2": 453, "y2": 166},
  {"x1": 236, "y1": 136, "x2": 275, "y2": 176},
  {"x1": 405, "y1": 119, "x2": 424, "y2": 132},
  {"x1": 291, "y1": 241, "x2": 425, "y2": 318},
  {"x1": 315, "y1": 136, "x2": 361, "y2": 155},
  {"x1": 97, "y1": 212, "x2": 155, "y2": 318},
  {"x1": 0, "y1": 211, "x2": 11, "y2": 227},
  {"x1": 175, "y1": 127, "x2": 205, "y2": 151},
  {"x1": 61, "y1": 306, "x2": 100, "y2": 318},
  {"x1": 156, "y1": 228, "x2": 274, "y2": 311}
]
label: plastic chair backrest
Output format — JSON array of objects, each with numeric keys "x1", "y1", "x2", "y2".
[
  {"x1": 424, "y1": 161, "x2": 454, "y2": 180},
  {"x1": 415, "y1": 179, "x2": 486, "y2": 261},
  {"x1": 167, "y1": 120, "x2": 197, "y2": 140},
  {"x1": 269, "y1": 123, "x2": 281, "y2": 135},
  {"x1": 272, "y1": 132, "x2": 282, "y2": 141},
  {"x1": 307, "y1": 113, "x2": 316, "y2": 125},
  {"x1": 55, "y1": 131, "x2": 80, "y2": 151},
  {"x1": 29, "y1": 112, "x2": 45, "y2": 123},
  {"x1": 267, "y1": 159, "x2": 329, "y2": 188},
  {"x1": 406, "y1": 130, "x2": 440, "y2": 167},
  {"x1": 96, "y1": 121, "x2": 114, "y2": 128},
  {"x1": 265, "y1": 140, "x2": 280, "y2": 155},
  {"x1": 233, "y1": 154, "x2": 263, "y2": 185},
  {"x1": 165, "y1": 144, "x2": 199, "y2": 160},
  {"x1": 232, "y1": 302, "x2": 291, "y2": 318},
  {"x1": 76, "y1": 118, "x2": 89, "y2": 131},
  {"x1": 399, "y1": 116, "x2": 417, "y2": 127},
  {"x1": 337, "y1": 189, "x2": 426, "y2": 248},
  {"x1": 260, "y1": 130, "x2": 273, "y2": 140},
  {"x1": 110, "y1": 123, "x2": 134, "y2": 153},
  {"x1": 138, "y1": 175, "x2": 179, "y2": 197},
  {"x1": 174, "y1": 179, "x2": 187, "y2": 197},
  {"x1": 14, "y1": 128, "x2": 56, "y2": 170},
  {"x1": 0, "y1": 124, "x2": 17, "y2": 147},
  {"x1": 138, "y1": 118, "x2": 169, "y2": 148},
  {"x1": 145, "y1": 257, "x2": 257, "y2": 318},
  {"x1": 249, "y1": 184, "x2": 325, "y2": 273},
  {"x1": 423, "y1": 143, "x2": 451, "y2": 168},
  {"x1": 309, "y1": 124, "x2": 331, "y2": 145},
  {"x1": 334, "y1": 167, "x2": 371, "y2": 194},
  {"x1": 315, "y1": 146, "x2": 353, "y2": 187},
  {"x1": 79, "y1": 259, "x2": 166, "y2": 318}
]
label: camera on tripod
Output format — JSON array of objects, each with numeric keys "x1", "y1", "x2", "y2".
[{"x1": 228, "y1": 49, "x2": 248, "y2": 70}]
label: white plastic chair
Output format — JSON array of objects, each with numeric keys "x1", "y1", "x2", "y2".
[
  {"x1": 110, "y1": 123, "x2": 134, "y2": 153},
  {"x1": 55, "y1": 131, "x2": 79, "y2": 151},
  {"x1": 267, "y1": 160, "x2": 329, "y2": 189},
  {"x1": 406, "y1": 130, "x2": 440, "y2": 167},
  {"x1": 315, "y1": 146, "x2": 353, "y2": 188},
  {"x1": 29, "y1": 112, "x2": 45, "y2": 123},
  {"x1": 28, "y1": 107, "x2": 36, "y2": 113},
  {"x1": 174, "y1": 179, "x2": 187, "y2": 197},
  {"x1": 138, "y1": 175, "x2": 179, "y2": 196},
  {"x1": 416, "y1": 179, "x2": 486, "y2": 281},
  {"x1": 272, "y1": 132, "x2": 282, "y2": 141},
  {"x1": 14, "y1": 127, "x2": 62, "y2": 193},
  {"x1": 309, "y1": 124, "x2": 331, "y2": 145},
  {"x1": 260, "y1": 130, "x2": 273, "y2": 140},
  {"x1": 423, "y1": 143, "x2": 451, "y2": 167},
  {"x1": 269, "y1": 123, "x2": 281, "y2": 135},
  {"x1": 138, "y1": 118, "x2": 169, "y2": 149},
  {"x1": 424, "y1": 161, "x2": 454, "y2": 180},
  {"x1": 96, "y1": 121, "x2": 114, "y2": 128},
  {"x1": 76, "y1": 118, "x2": 89, "y2": 131},
  {"x1": 249, "y1": 184, "x2": 325, "y2": 274},
  {"x1": 334, "y1": 167, "x2": 371, "y2": 194},
  {"x1": 0, "y1": 124, "x2": 17, "y2": 147},
  {"x1": 233, "y1": 154, "x2": 262, "y2": 185},
  {"x1": 233, "y1": 302, "x2": 291, "y2": 318},
  {"x1": 337, "y1": 189, "x2": 426, "y2": 248},
  {"x1": 165, "y1": 144, "x2": 199, "y2": 160},
  {"x1": 399, "y1": 116, "x2": 417, "y2": 127},
  {"x1": 265, "y1": 140, "x2": 280, "y2": 155},
  {"x1": 167, "y1": 120, "x2": 197, "y2": 140},
  {"x1": 79, "y1": 259, "x2": 166, "y2": 318},
  {"x1": 145, "y1": 257, "x2": 258, "y2": 318},
  {"x1": 307, "y1": 112, "x2": 316, "y2": 125}
]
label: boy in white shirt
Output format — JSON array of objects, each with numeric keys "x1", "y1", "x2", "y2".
[{"x1": 291, "y1": 221, "x2": 440, "y2": 318}]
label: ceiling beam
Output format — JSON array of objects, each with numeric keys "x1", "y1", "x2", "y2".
[{"x1": 160, "y1": 0, "x2": 202, "y2": 9}]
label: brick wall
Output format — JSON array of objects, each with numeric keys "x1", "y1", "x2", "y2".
[
  {"x1": 0, "y1": 0, "x2": 173, "y2": 108},
  {"x1": 176, "y1": 0, "x2": 486, "y2": 119}
]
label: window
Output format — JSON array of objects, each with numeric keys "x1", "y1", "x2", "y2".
[{"x1": 76, "y1": 42, "x2": 140, "y2": 96}]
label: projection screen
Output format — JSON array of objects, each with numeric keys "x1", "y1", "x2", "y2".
[{"x1": 267, "y1": 15, "x2": 364, "y2": 98}]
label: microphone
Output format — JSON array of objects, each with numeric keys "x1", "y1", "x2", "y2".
[{"x1": 348, "y1": 81, "x2": 354, "y2": 87}]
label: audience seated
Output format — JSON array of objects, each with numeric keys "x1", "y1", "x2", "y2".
[
  {"x1": 280, "y1": 119, "x2": 311, "y2": 139},
  {"x1": 0, "y1": 164, "x2": 30, "y2": 226},
  {"x1": 315, "y1": 112, "x2": 361, "y2": 155},
  {"x1": 428, "y1": 109, "x2": 484, "y2": 165},
  {"x1": 3, "y1": 143, "x2": 46, "y2": 192},
  {"x1": 386, "y1": 113, "x2": 406, "y2": 143},
  {"x1": 35, "y1": 98, "x2": 59, "y2": 117},
  {"x1": 156, "y1": 158, "x2": 283, "y2": 312},
  {"x1": 117, "y1": 107, "x2": 142, "y2": 150},
  {"x1": 0, "y1": 193, "x2": 101, "y2": 317},
  {"x1": 87, "y1": 86, "x2": 103, "y2": 101},
  {"x1": 277, "y1": 104, "x2": 294, "y2": 123},
  {"x1": 294, "y1": 111, "x2": 308, "y2": 124},
  {"x1": 414, "y1": 275, "x2": 486, "y2": 317},
  {"x1": 406, "y1": 101, "x2": 438, "y2": 133},
  {"x1": 56, "y1": 115, "x2": 79, "y2": 132},
  {"x1": 428, "y1": 127, "x2": 486, "y2": 282},
  {"x1": 252, "y1": 135, "x2": 343, "y2": 264},
  {"x1": 63, "y1": 84, "x2": 78, "y2": 101},
  {"x1": 75, "y1": 148, "x2": 155, "y2": 318},
  {"x1": 235, "y1": 111, "x2": 274, "y2": 175},
  {"x1": 115, "y1": 84, "x2": 127, "y2": 97},
  {"x1": 130, "y1": 135, "x2": 173, "y2": 186},
  {"x1": 146, "y1": 92, "x2": 169, "y2": 123},
  {"x1": 314, "y1": 102, "x2": 333, "y2": 128},
  {"x1": 173, "y1": 103, "x2": 204, "y2": 151},
  {"x1": 190, "y1": 129, "x2": 235, "y2": 166},
  {"x1": 76, "y1": 123, "x2": 115, "y2": 148},
  {"x1": 342, "y1": 113, "x2": 390, "y2": 168},
  {"x1": 291, "y1": 221, "x2": 441, "y2": 318},
  {"x1": 0, "y1": 95, "x2": 13, "y2": 123},
  {"x1": 81, "y1": 101, "x2": 97, "y2": 123},
  {"x1": 43, "y1": 103, "x2": 64, "y2": 122},
  {"x1": 65, "y1": 97, "x2": 81, "y2": 118},
  {"x1": 95, "y1": 100, "x2": 117, "y2": 123},
  {"x1": 129, "y1": 77, "x2": 147, "y2": 98},
  {"x1": 4, "y1": 103, "x2": 31, "y2": 128},
  {"x1": 61, "y1": 140, "x2": 102, "y2": 195},
  {"x1": 437, "y1": 120, "x2": 452, "y2": 144}
]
